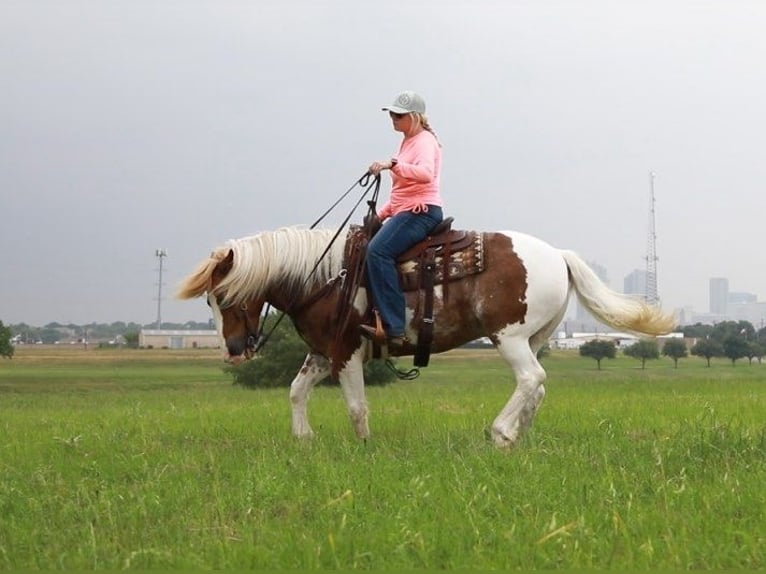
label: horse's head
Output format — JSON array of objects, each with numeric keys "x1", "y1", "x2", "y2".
[
  {"x1": 208, "y1": 292, "x2": 265, "y2": 365},
  {"x1": 177, "y1": 246, "x2": 265, "y2": 364}
]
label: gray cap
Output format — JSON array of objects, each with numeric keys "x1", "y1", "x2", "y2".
[{"x1": 382, "y1": 91, "x2": 426, "y2": 114}]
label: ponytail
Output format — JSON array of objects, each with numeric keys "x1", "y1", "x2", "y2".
[{"x1": 412, "y1": 112, "x2": 441, "y2": 146}]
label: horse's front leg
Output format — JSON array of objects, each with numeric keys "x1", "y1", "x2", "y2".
[
  {"x1": 289, "y1": 353, "x2": 330, "y2": 439},
  {"x1": 337, "y1": 349, "x2": 369, "y2": 439}
]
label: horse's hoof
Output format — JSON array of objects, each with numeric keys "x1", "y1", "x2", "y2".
[{"x1": 488, "y1": 426, "x2": 517, "y2": 449}]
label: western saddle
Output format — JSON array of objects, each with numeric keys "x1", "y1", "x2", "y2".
[{"x1": 331, "y1": 217, "x2": 484, "y2": 374}]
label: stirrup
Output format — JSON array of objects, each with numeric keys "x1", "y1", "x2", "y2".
[{"x1": 359, "y1": 324, "x2": 386, "y2": 345}]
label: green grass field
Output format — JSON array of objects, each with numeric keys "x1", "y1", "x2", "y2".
[{"x1": 1, "y1": 347, "x2": 764, "y2": 569}]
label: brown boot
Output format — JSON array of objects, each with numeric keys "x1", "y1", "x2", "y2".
[{"x1": 387, "y1": 334, "x2": 408, "y2": 348}]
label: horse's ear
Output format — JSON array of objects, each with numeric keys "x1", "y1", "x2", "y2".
[{"x1": 213, "y1": 249, "x2": 234, "y2": 279}]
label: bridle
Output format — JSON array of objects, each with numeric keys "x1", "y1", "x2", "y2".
[
  {"x1": 239, "y1": 301, "x2": 262, "y2": 355},
  {"x1": 208, "y1": 295, "x2": 262, "y2": 356},
  {"x1": 243, "y1": 172, "x2": 381, "y2": 354}
]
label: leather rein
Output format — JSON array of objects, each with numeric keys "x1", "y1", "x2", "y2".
[{"x1": 245, "y1": 173, "x2": 381, "y2": 354}]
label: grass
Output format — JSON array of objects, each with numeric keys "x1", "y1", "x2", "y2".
[{"x1": 0, "y1": 346, "x2": 764, "y2": 569}]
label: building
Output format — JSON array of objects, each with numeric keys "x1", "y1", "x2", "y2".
[
  {"x1": 139, "y1": 329, "x2": 220, "y2": 349},
  {"x1": 550, "y1": 331, "x2": 684, "y2": 350},
  {"x1": 624, "y1": 269, "x2": 648, "y2": 298},
  {"x1": 726, "y1": 302, "x2": 766, "y2": 329},
  {"x1": 728, "y1": 291, "x2": 757, "y2": 305},
  {"x1": 709, "y1": 277, "x2": 729, "y2": 314},
  {"x1": 575, "y1": 261, "x2": 609, "y2": 322}
]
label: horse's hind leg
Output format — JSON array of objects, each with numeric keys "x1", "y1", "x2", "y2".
[
  {"x1": 290, "y1": 353, "x2": 330, "y2": 439},
  {"x1": 491, "y1": 335, "x2": 547, "y2": 448}
]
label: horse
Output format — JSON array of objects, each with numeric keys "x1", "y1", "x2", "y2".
[{"x1": 177, "y1": 225, "x2": 675, "y2": 448}]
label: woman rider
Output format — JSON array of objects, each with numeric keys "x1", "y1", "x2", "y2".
[{"x1": 360, "y1": 90, "x2": 444, "y2": 347}]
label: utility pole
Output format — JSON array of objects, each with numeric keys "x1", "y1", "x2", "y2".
[{"x1": 155, "y1": 249, "x2": 167, "y2": 329}]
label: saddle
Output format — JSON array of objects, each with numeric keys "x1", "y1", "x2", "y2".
[
  {"x1": 332, "y1": 217, "x2": 484, "y2": 374},
  {"x1": 395, "y1": 218, "x2": 483, "y2": 294}
]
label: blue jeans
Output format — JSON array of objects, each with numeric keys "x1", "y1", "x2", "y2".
[{"x1": 366, "y1": 206, "x2": 443, "y2": 336}]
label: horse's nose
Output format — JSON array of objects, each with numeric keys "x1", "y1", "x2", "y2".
[
  {"x1": 223, "y1": 351, "x2": 247, "y2": 367},
  {"x1": 225, "y1": 353, "x2": 246, "y2": 366},
  {"x1": 225, "y1": 337, "x2": 249, "y2": 358}
]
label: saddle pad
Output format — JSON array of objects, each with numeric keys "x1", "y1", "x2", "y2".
[{"x1": 398, "y1": 231, "x2": 484, "y2": 292}]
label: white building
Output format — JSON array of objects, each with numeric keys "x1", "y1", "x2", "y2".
[
  {"x1": 139, "y1": 329, "x2": 220, "y2": 349},
  {"x1": 550, "y1": 331, "x2": 683, "y2": 350}
]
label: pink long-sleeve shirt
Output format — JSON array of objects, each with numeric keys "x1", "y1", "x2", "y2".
[{"x1": 378, "y1": 129, "x2": 442, "y2": 220}]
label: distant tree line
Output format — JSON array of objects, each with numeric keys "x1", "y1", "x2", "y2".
[
  {"x1": 579, "y1": 319, "x2": 766, "y2": 369},
  {"x1": 6, "y1": 320, "x2": 214, "y2": 345},
  {"x1": 6, "y1": 316, "x2": 764, "y2": 375},
  {"x1": 684, "y1": 320, "x2": 766, "y2": 366}
]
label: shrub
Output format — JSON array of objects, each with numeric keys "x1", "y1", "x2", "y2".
[{"x1": 225, "y1": 315, "x2": 396, "y2": 388}]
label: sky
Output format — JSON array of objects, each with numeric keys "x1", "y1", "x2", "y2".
[{"x1": 2, "y1": 0, "x2": 765, "y2": 327}]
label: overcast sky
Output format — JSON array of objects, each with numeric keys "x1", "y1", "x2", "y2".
[{"x1": 2, "y1": 0, "x2": 765, "y2": 327}]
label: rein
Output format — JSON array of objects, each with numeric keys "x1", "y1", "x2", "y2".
[{"x1": 251, "y1": 173, "x2": 381, "y2": 353}]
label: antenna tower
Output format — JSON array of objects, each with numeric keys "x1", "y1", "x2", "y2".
[
  {"x1": 155, "y1": 249, "x2": 168, "y2": 329},
  {"x1": 645, "y1": 172, "x2": 659, "y2": 304}
]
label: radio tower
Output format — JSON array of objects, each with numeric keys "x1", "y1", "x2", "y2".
[
  {"x1": 645, "y1": 172, "x2": 659, "y2": 304},
  {"x1": 155, "y1": 249, "x2": 168, "y2": 329}
]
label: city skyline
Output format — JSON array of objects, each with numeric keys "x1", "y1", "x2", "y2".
[{"x1": 568, "y1": 265, "x2": 766, "y2": 331}]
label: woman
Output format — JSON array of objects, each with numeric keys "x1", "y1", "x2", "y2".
[{"x1": 361, "y1": 90, "x2": 444, "y2": 347}]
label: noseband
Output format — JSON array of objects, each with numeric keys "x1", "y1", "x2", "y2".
[
  {"x1": 211, "y1": 296, "x2": 262, "y2": 354},
  {"x1": 239, "y1": 302, "x2": 261, "y2": 353}
]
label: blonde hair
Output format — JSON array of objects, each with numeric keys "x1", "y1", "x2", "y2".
[{"x1": 408, "y1": 112, "x2": 441, "y2": 145}]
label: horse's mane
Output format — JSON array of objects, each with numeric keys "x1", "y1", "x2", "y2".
[
  {"x1": 180, "y1": 227, "x2": 346, "y2": 307},
  {"x1": 176, "y1": 250, "x2": 227, "y2": 300}
]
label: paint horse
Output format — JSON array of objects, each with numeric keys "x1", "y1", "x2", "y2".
[{"x1": 177, "y1": 226, "x2": 674, "y2": 448}]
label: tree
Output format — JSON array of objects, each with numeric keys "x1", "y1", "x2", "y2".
[
  {"x1": 745, "y1": 341, "x2": 765, "y2": 365},
  {"x1": 722, "y1": 335, "x2": 749, "y2": 366},
  {"x1": 691, "y1": 338, "x2": 723, "y2": 367},
  {"x1": 226, "y1": 317, "x2": 396, "y2": 388},
  {"x1": 0, "y1": 321, "x2": 13, "y2": 359},
  {"x1": 123, "y1": 331, "x2": 140, "y2": 349},
  {"x1": 579, "y1": 339, "x2": 616, "y2": 370},
  {"x1": 38, "y1": 327, "x2": 61, "y2": 344},
  {"x1": 623, "y1": 339, "x2": 659, "y2": 369},
  {"x1": 661, "y1": 338, "x2": 688, "y2": 368},
  {"x1": 682, "y1": 323, "x2": 714, "y2": 339},
  {"x1": 711, "y1": 320, "x2": 754, "y2": 343}
]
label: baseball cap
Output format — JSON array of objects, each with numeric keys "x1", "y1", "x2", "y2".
[{"x1": 382, "y1": 91, "x2": 426, "y2": 115}]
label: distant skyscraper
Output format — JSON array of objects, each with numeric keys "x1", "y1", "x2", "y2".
[
  {"x1": 576, "y1": 262, "x2": 609, "y2": 321},
  {"x1": 624, "y1": 269, "x2": 648, "y2": 298},
  {"x1": 728, "y1": 291, "x2": 757, "y2": 305},
  {"x1": 709, "y1": 277, "x2": 729, "y2": 315}
]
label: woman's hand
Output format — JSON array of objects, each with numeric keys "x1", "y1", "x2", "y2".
[{"x1": 367, "y1": 159, "x2": 395, "y2": 175}]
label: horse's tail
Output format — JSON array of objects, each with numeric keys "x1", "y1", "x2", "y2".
[{"x1": 561, "y1": 250, "x2": 676, "y2": 336}]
